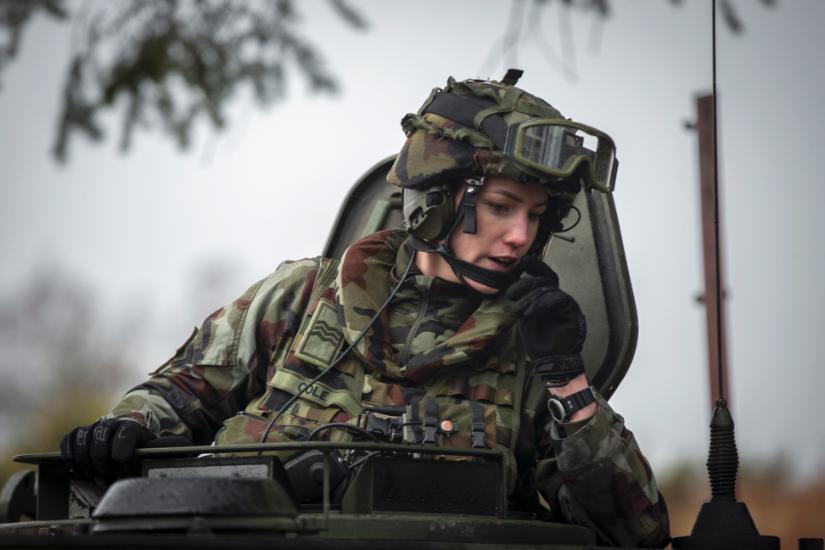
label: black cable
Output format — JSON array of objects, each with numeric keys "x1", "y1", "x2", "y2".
[
  {"x1": 346, "y1": 450, "x2": 380, "y2": 471},
  {"x1": 306, "y1": 423, "x2": 380, "y2": 443},
  {"x1": 257, "y1": 250, "x2": 417, "y2": 448},
  {"x1": 555, "y1": 204, "x2": 582, "y2": 234}
]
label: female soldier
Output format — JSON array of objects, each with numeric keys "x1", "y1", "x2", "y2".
[{"x1": 60, "y1": 72, "x2": 670, "y2": 548}]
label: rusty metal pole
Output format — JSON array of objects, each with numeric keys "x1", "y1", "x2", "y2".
[{"x1": 696, "y1": 94, "x2": 730, "y2": 411}]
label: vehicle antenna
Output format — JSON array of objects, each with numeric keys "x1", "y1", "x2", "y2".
[{"x1": 672, "y1": 4, "x2": 779, "y2": 548}]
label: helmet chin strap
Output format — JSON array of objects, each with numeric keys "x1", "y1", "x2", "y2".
[
  {"x1": 445, "y1": 249, "x2": 523, "y2": 290},
  {"x1": 409, "y1": 177, "x2": 525, "y2": 292},
  {"x1": 408, "y1": 235, "x2": 520, "y2": 291}
]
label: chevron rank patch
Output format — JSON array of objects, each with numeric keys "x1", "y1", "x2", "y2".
[{"x1": 293, "y1": 297, "x2": 344, "y2": 368}]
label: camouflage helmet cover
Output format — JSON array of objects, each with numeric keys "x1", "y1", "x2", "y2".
[{"x1": 387, "y1": 74, "x2": 581, "y2": 204}]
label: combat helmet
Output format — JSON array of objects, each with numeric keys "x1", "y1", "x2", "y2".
[{"x1": 388, "y1": 69, "x2": 618, "y2": 290}]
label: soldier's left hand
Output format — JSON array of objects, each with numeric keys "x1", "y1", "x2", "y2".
[{"x1": 506, "y1": 256, "x2": 587, "y2": 386}]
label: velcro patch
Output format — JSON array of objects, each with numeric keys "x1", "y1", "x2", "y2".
[{"x1": 294, "y1": 298, "x2": 344, "y2": 369}]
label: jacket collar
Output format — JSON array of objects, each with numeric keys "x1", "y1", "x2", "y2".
[{"x1": 335, "y1": 230, "x2": 515, "y2": 383}]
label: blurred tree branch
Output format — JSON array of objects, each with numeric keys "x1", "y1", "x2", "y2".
[
  {"x1": 1, "y1": 0, "x2": 778, "y2": 163},
  {"x1": 483, "y1": 0, "x2": 778, "y2": 82},
  {"x1": 0, "y1": 0, "x2": 68, "y2": 91},
  {"x1": 0, "y1": 0, "x2": 368, "y2": 163},
  {"x1": 531, "y1": 0, "x2": 778, "y2": 31}
]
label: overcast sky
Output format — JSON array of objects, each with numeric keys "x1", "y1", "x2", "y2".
[{"x1": 1, "y1": 1, "x2": 823, "y2": 482}]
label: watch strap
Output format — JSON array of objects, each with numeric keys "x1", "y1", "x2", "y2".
[{"x1": 547, "y1": 386, "x2": 596, "y2": 423}]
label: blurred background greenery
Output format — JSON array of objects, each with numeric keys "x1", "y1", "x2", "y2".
[{"x1": 0, "y1": 268, "x2": 139, "y2": 479}]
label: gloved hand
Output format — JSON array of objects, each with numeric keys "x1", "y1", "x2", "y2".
[
  {"x1": 506, "y1": 256, "x2": 587, "y2": 387},
  {"x1": 60, "y1": 418, "x2": 158, "y2": 479}
]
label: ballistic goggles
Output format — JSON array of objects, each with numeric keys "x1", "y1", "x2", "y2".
[
  {"x1": 418, "y1": 89, "x2": 618, "y2": 192},
  {"x1": 503, "y1": 119, "x2": 617, "y2": 192}
]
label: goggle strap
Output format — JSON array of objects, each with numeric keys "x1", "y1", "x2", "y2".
[{"x1": 472, "y1": 86, "x2": 523, "y2": 128}]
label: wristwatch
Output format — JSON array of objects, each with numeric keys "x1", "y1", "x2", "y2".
[{"x1": 547, "y1": 386, "x2": 596, "y2": 423}]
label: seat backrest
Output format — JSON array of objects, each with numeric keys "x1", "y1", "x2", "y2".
[{"x1": 323, "y1": 156, "x2": 637, "y2": 399}]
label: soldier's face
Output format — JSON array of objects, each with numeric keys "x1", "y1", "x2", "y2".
[{"x1": 448, "y1": 176, "x2": 549, "y2": 294}]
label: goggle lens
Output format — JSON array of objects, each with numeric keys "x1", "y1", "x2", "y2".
[{"x1": 508, "y1": 121, "x2": 616, "y2": 191}]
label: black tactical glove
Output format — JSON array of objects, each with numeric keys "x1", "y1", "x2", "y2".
[
  {"x1": 60, "y1": 418, "x2": 159, "y2": 479},
  {"x1": 506, "y1": 256, "x2": 587, "y2": 387}
]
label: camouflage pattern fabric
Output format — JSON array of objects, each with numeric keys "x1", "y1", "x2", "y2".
[
  {"x1": 387, "y1": 75, "x2": 581, "y2": 203},
  {"x1": 106, "y1": 229, "x2": 669, "y2": 547}
]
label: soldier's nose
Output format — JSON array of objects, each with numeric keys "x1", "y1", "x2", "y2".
[{"x1": 503, "y1": 217, "x2": 529, "y2": 248}]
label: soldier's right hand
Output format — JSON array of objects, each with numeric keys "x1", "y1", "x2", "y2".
[{"x1": 60, "y1": 418, "x2": 157, "y2": 479}]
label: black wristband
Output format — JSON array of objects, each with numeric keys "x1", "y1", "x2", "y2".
[{"x1": 547, "y1": 386, "x2": 596, "y2": 423}]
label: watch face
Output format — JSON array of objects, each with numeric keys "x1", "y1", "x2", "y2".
[{"x1": 547, "y1": 397, "x2": 567, "y2": 423}]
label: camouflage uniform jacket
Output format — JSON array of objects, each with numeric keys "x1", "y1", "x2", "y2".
[{"x1": 108, "y1": 229, "x2": 669, "y2": 547}]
